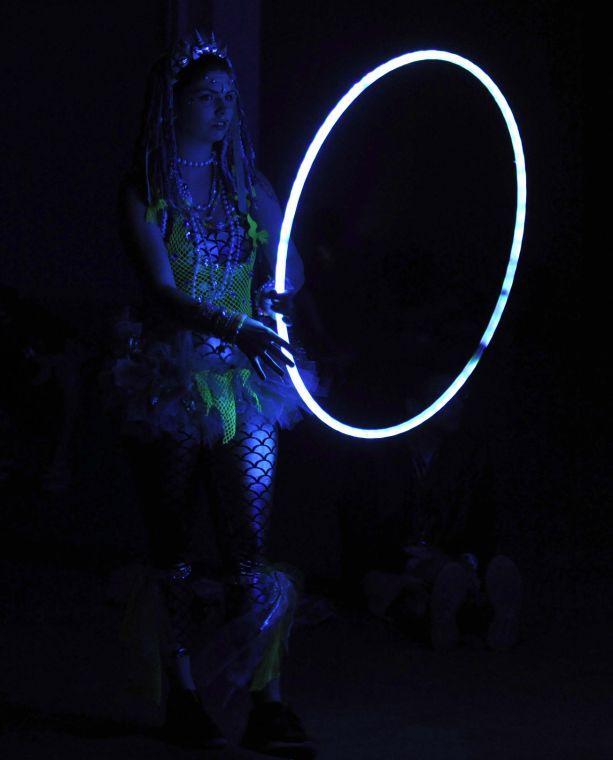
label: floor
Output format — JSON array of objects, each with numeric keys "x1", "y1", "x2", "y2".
[{"x1": 1, "y1": 555, "x2": 611, "y2": 760}]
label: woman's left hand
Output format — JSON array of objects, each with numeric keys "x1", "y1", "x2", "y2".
[{"x1": 259, "y1": 287, "x2": 296, "y2": 325}]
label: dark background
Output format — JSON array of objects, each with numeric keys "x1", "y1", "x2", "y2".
[
  {"x1": 257, "y1": 0, "x2": 590, "y2": 625},
  {"x1": 1, "y1": 2, "x2": 602, "y2": 756}
]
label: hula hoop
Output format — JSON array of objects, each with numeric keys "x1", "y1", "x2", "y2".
[{"x1": 275, "y1": 50, "x2": 526, "y2": 439}]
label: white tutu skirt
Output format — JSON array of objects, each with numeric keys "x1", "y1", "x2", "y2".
[{"x1": 101, "y1": 323, "x2": 320, "y2": 446}]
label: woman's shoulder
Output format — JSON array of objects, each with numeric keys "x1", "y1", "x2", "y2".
[
  {"x1": 252, "y1": 171, "x2": 280, "y2": 206},
  {"x1": 249, "y1": 171, "x2": 282, "y2": 228}
]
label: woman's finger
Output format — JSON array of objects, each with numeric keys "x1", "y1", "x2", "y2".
[
  {"x1": 263, "y1": 351, "x2": 285, "y2": 377},
  {"x1": 271, "y1": 295, "x2": 293, "y2": 311},
  {"x1": 272, "y1": 291, "x2": 292, "y2": 303},
  {"x1": 267, "y1": 343, "x2": 295, "y2": 367},
  {"x1": 251, "y1": 355, "x2": 266, "y2": 380},
  {"x1": 264, "y1": 328, "x2": 292, "y2": 351},
  {"x1": 270, "y1": 303, "x2": 291, "y2": 316}
]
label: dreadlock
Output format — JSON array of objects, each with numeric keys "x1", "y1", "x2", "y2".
[{"x1": 131, "y1": 33, "x2": 258, "y2": 218}]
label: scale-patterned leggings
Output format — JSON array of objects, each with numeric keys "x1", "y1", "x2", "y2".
[{"x1": 130, "y1": 414, "x2": 278, "y2": 660}]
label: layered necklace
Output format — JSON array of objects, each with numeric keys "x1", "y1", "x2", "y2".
[{"x1": 177, "y1": 156, "x2": 244, "y2": 303}]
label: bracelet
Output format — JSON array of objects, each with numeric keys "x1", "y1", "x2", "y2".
[
  {"x1": 254, "y1": 276, "x2": 275, "y2": 318},
  {"x1": 217, "y1": 310, "x2": 240, "y2": 342},
  {"x1": 213, "y1": 308, "x2": 235, "y2": 340},
  {"x1": 199, "y1": 303, "x2": 246, "y2": 343},
  {"x1": 231, "y1": 313, "x2": 248, "y2": 342}
]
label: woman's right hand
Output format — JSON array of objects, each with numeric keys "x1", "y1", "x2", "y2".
[{"x1": 236, "y1": 316, "x2": 295, "y2": 380}]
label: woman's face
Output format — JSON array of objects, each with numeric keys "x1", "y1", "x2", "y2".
[{"x1": 175, "y1": 69, "x2": 237, "y2": 144}]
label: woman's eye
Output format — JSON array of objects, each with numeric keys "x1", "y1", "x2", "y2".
[
  {"x1": 225, "y1": 93, "x2": 236, "y2": 103},
  {"x1": 199, "y1": 94, "x2": 212, "y2": 102}
]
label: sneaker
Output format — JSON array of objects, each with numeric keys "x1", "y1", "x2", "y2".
[
  {"x1": 240, "y1": 700, "x2": 317, "y2": 758},
  {"x1": 485, "y1": 555, "x2": 522, "y2": 651},
  {"x1": 430, "y1": 561, "x2": 471, "y2": 651},
  {"x1": 160, "y1": 686, "x2": 227, "y2": 750}
]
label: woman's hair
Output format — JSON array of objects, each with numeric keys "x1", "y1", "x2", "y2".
[{"x1": 131, "y1": 33, "x2": 257, "y2": 214}]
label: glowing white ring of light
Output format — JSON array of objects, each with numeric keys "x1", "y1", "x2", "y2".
[{"x1": 276, "y1": 50, "x2": 526, "y2": 439}]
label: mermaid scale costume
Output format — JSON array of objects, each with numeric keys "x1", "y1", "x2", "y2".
[{"x1": 107, "y1": 192, "x2": 317, "y2": 707}]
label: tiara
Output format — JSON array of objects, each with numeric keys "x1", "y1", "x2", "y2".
[{"x1": 169, "y1": 29, "x2": 231, "y2": 80}]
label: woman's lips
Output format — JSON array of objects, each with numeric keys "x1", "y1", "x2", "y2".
[{"x1": 212, "y1": 121, "x2": 227, "y2": 130}]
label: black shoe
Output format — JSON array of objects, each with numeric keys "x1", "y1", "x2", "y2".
[
  {"x1": 160, "y1": 686, "x2": 227, "y2": 750},
  {"x1": 240, "y1": 700, "x2": 317, "y2": 758}
]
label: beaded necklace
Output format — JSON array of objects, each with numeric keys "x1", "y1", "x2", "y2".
[
  {"x1": 177, "y1": 155, "x2": 216, "y2": 167},
  {"x1": 177, "y1": 160, "x2": 244, "y2": 304}
]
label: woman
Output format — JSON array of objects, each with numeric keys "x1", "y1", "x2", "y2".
[{"x1": 111, "y1": 30, "x2": 317, "y2": 756}]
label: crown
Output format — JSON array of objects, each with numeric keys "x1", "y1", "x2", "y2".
[{"x1": 169, "y1": 29, "x2": 231, "y2": 79}]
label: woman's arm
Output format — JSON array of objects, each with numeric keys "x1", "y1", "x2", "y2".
[
  {"x1": 252, "y1": 172, "x2": 305, "y2": 292},
  {"x1": 118, "y1": 179, "x2": 294, "y2": 379},
  {"x1": 118, "y1": 179, "x2": 223, "y2": 334}
]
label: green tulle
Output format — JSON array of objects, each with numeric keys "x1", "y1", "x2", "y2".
[
  {"x1": 250, "y1": 562, "x2": 303, "y2": 692},
  {"x1": 119, "y1": 566, "x2": 172, "y2": 706},
  {"x1": 194, "y1": 368, "x2": 262, "y2": 444},
  {"x1": 249, "y1": 606, "x2": 291, "y2": 691}
]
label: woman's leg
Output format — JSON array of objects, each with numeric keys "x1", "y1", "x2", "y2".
[
  {"x1": 205, "y1": 414, "x2": 282, "y2": 702},
  {"x1": 201, "y1": 416, "x2": 314, "y2": 753},
  {"x1": 128, "y1": 429, "x2": 201, "y2": 689},
  {"x1": 207, "y1": 415, "x2": 278, "y2": 594},
  {"x1": 127, "y1": 429, "x2": 229, "y2": 747}
]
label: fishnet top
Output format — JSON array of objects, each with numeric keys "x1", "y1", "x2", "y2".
[
  {"x1": 147, "y1": 197, "x2": 269, "y2": 444},
  {"x1": 165, "y1": 207, "x2": 257, "y2": 314}
]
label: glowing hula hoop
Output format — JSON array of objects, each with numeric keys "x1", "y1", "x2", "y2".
[{"x1": 276, "y1": 50, "x2": 526, "y2": 439}]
